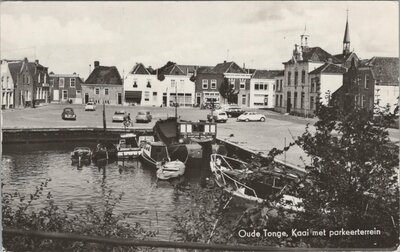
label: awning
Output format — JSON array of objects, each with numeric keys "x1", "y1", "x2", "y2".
[{"x1": 125, "y1": 91, "x2": 142, "y2": 99}]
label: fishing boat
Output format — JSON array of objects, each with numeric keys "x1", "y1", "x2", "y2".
[
  {"x1": 210, "y1": 154, "x2": 303, "y2": 212},
  {"x1": 116, "y1": 133, "x2": 141, "y2": 159},
  {"x1": 141, "y1": 141, "x2": 186, "y2": 180},
  {"x1": 92, "y1": 142, "x2": 118, "y2": 162},
  {"x1": 71, "y1": 147, "x2": 92, "y2": 165}
]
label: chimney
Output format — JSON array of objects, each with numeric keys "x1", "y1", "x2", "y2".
[
  {"x1": 94, "y1": 61, "x2": 100, "y2": 68},
  {"x1": 243, "y1": 63, "x2": 246, "y2": 70},
  {"x1": 224, "y1": 60, "x2": 227, "y2": 63},
  {"x1": 35, "y1": 59, "x2": 39, "y2": 64}
]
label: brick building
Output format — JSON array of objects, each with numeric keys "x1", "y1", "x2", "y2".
[{"x1": 49, "y1": 73, "x2": 84, "y2": 104}]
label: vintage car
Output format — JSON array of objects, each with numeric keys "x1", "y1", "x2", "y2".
[
  {"x1": 135, "y1": 111, "x2": 152, "y2": 123},
  {"x1": 224, "y1": 106, "x2": 245, "y2": 118},
  {"x1": 237, "y1": 112, "x2": 266, "y2": 122},
  {"x1": 112, "y1": 110, "x2": 127, "y2": 122},
  {"x1": 85, "y1": 102, "x2": 96, "y2": 111},
  {"x1": 207, "y1": 111, "x2": 228, "y2": 123},
  {"x1": 61, "y1": 108, "x2": 77, "y2": 120}
]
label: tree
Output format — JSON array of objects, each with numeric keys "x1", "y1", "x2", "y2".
[
  {"x1": 292, "y1": 103, "x2": 399, "y2": 248},
  {"x1": 219, "y1": 78, "x2": 238, "y2": 104}
]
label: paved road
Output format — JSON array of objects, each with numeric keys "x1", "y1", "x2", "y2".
[{"x1": 2, "y1": 104, "x2": 398, "y2": 169}]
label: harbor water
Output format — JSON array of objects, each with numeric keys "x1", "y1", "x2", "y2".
[{"x1": 2, "y1": 142, "x2": 212, "y2": 241}]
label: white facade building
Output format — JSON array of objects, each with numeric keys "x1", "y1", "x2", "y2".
[
  {"x1": 0, "y1": 60, "x2": 17, "y2": 109},
  {"x1": 249, "y1": 70, "x2": 282, "y2": 108}
]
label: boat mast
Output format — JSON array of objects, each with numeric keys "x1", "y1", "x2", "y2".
[
  {"x1": 103, "y1": 100, "x2": 107, "y2": 132},
  {"x1": 175, "y1": 82, "x2": 178, "y2": 119}
]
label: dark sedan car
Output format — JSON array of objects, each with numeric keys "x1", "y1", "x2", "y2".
[
  {"x1": 224, "y1": 107, "x2": 245, "y2": 118},
  {"x1": 62, "y1": 108, "x2": 76, "y2": 120}
]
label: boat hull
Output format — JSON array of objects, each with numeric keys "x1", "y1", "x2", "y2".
[
  {"x1": 117, "y1": 149, "x2": 141, "y2": 159},
  {"x1": 156, "y1": 161, "x2": 185, "y2": 180}
]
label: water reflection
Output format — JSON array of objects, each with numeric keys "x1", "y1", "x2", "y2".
[{"x1": 2, "y1": 143, "x2": 211, "y2": 240}]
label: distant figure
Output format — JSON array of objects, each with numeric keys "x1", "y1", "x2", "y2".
[{"x1": 127, "y1": 113, "x2": 131, "y2": 121}]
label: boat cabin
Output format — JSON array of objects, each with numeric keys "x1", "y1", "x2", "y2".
[
  {"x1": 178, "y1": 121, "x2": 217, "y2": 140},
  {"x1": 119, "y1": 133, "x2": 139, "y2": 148},
  {"x1": 143, "y1": 142, "x2": 170, "y2": 162}
]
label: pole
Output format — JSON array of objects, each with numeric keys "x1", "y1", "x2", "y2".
[
  {"x1": 175, "y1": 82, "x2": 178, "y2": 119},
  {"x1": 103, "y1": 100, "x2": 106, "y2": 131},
  {"x1": 284, "y1": 137, "x2": 287, "y2": 163}
]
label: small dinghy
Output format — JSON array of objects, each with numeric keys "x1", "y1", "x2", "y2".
[
  {"x1": 92, "y1": 142, "x2": 118, "y2": 162},
  {"x1": 156, "y1": 160, "x2": 185, "y2": 180},
  {"x1": 141, "y1": 141, "x2": 186, "y2": 180},
  {"x1": 71, "y1": 147, "x2": 92, "y2": 165}
]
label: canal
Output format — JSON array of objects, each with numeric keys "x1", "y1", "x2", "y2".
[{"x1": 2, "y1": 142, "x2": 212, "y2": 241}]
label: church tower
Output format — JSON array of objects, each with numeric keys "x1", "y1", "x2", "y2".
[{"x1": 343, "y1": 10, "x2": 351, "y2": 55}]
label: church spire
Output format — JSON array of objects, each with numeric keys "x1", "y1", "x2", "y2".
[{"x1": 343, "y1": 9, "x2": 351, "y2": 55}]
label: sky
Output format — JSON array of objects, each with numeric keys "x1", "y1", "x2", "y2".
[{"x1": 1, "y1": 1, "x2": 398, "y2": 79}]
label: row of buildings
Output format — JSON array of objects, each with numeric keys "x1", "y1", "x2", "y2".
[{"x1": 1, "y1": 15, "x2": 398, "y2": 115}]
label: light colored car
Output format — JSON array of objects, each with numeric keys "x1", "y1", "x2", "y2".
[
  {"x1": 207, "y1": 111, "x2": 228, "y2": 123},
  {"x1": 112, "y1": 110, "x2": 126, "y2": 122},
  {"x1": 237, "y1": 112, "x2": 266, "y2": 122},
  {"x1": 135, "y1": 111, "x2": 152, "y2": 123},
  {"x1": 85, "y1": 102, "x2": 96, "y2": 111}
]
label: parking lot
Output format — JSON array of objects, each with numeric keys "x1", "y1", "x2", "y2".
[{"x1": 2, "y1": 103, "x2": 398, "y2": 168}]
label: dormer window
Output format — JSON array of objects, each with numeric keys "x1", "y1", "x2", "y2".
[
  {"x1": 147, "y1": 80, "x2": 151, "y2": 88},
  {"x1": 133, "y1": 80, "x2": 138, "y2": 88}
]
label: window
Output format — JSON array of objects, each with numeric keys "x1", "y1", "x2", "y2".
[
  {"x1": 153, "y1": 92, "x2": 157, "y2": 96},
  {"x1": 276, "y1": 95, "x2": 279, "y2": 106},
  {"x1": 294, "y1": 71, "x2": 298, "y2": 85},
  {"x1": 147, "y1": 80, "x2": 151, "y2": 88},
  {"x1": 105, "y1": 88, "x2": 109, "y2": 95},
  {"x1": 240, "y1": 79, "x2": 245, "y2": 89},
  {"x1": 211, "y1": 79, "x2": 217, "y2": 89},
  {"x1": 38, "y1": 74, "x2": 41, "y2": 83},
  {"x1": 171, "y1": 80, "x2": 176, "y2": 88},
  {"x1": 287, "y1": 72, "x2": 291, "y2": 85},
  {"x1": 265, "y1": 84, "x2": 268, "y2": 90},
  {"x1": 62, "y1": 90, "x2": 68, "y2": 100},
  {"x1": 259, "y1": 84, "x2": 264, "y2": 90},
  {"x1": 310, "y1": 96, "x2": 314, "y2": 110},
  {"x1": 276, "y1": 80, "x2": 279, "y2": 87},
  {"x1": 230, "y1": 79, "x2": 235, "y2": 89},
  {"x1": 95, "y1": 88, "x2": 100, "y2": 95},
  {"x1": 202, "y1": 79, "x2": 208, "y2": 89},
  {"x1": 311, "y1": 81, "x2": 315, "y2": 92},
  {"x1": 255, "y1": 84, "x2": 259, "y2": 90},
  {"x1": 280, "y1": 95, "x2": 283, "y2": 107},
  {"x1": 133, "y1": 79, "x2": 138, "y2": 88},
  {"x1": 59, "y1": 78, "x2": 65, "y2": 88},
  {"x1": 144, "y1": 91, "x2": 150, "y2": 101},
  {"x1": 273, "y1": 84, "x2": 275, "y2": 91},
  {"x1": 293, "y1": 92, "x2": 297, "y2": 109},
  {"x1": 301, "y1": 70, "x2": 306, "y2": 84},
  {"x1": 70, "y1": 78, "x2": 76, "y2": 88},
  {"x1": 76, "y1": 90, "x2": 81, "y2": 96},
  {"x1": 50, "y1": 79, "x2": 54, "y2": 86},
  {"x1": 242, "y1": 94, "x2": 246, "y2": 105},
  {"x1": 365, "y1": 75, "x2": 369, "y2": 89},
  {"x1": 180, "y1": 79, "x2": 184, "y2": 86},
  {"x1": 301, "y1": 92, "x2": 305, "y2": 109},
  {"x1": 280, "y1": 80, "x2": 283, "y2": 91},
  {"x1": 44, "y1": 74, "x2": 47, "y2": 83},
  {"x1": 361, "y1": 95, "x2": 366, "y2": 108}
]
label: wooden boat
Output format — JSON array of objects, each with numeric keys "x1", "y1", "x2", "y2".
[
  {"x1": 210, "y1": 154, "x2": 303, "y2": 212},
  {"x1": 117, "y1": 133, "x2": 141, "y2": 159},
  {"x1": 71, "y1": 147, "x2": 92, "y2": 165},
  {"x1": 141, "y1": 141, "x2": 186, "y2": 180},
  {"x1": 92, "y1": 142, "x2": 118, "y2": 162}
]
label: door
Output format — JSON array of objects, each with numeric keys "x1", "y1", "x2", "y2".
[
  {"x1": 53, "y1": 90, "x2": 59, "y2": 101},
  {"x1": 162, "y1": 95, "x2": 167, "y2": 106},
  {"x1": 85, "y1": 93, "x2": 89, "y2": 104},
  {"x1": 118, "y1": 93, "x2": 122, "y2": 105}
]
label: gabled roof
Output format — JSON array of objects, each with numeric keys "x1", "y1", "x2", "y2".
[
  {"x1": 364, "y1": 57, "x2": 399, "y2": 84},
  {"x1": 197, "y1": 66, "x2": 214, "y2": 74},
  {"x1": 157, "y1": 62, "x2": 186, "y2": 76},
  {"x1": 212, "y1": 61, "x2": 247, "y2": 74},
  {"x1": 309, "y1": 63, "x2": 347, "y2": 75},
  {"x1": 252, "y1": 70, "x2": 283, "y2": 79},
  {"x1": 130, "y1": 63, "x2": 151, "y2": 75},
  {"x1": 8, "y1": 61, "x2": 23, "y2": 83},
  {"x1": 85, "y1": 66, "x2": 122, "y2": 85},
  {"x1": 286, "y1": 47, "x2": 340, "y2": 64},
  {"x1": 333, "y1": 52, "x2": 357, "y2": 63}
]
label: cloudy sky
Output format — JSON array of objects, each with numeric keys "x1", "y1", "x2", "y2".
[{"x1": 1, "y1": 1, "x2": 398, "y2": 79}]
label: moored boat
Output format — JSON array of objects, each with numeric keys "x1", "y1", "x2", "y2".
[
  {"x1": 210, "y1": 154, "x2": 303, "y2": 212},
  {"x1": 71, "y1": 147, "x2": 92, "y2": 165},
  {"x1": 141, "y1": 141, "x2": 186, "y2": 180},
  {"x1": 117, "y1": 133, "x2": 141, "y2": 159},
  {"x1": 92, "y1": 142, "x2": 118, "y2": 162}
]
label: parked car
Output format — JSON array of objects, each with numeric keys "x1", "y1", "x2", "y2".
[
  {"x1": 224, "y1": 107, "x2": 245, "y2": 118},
  {"x1": 136, "y1": 111, "x2": 152, "y2": 123},
  {"x1": 85, "y1": 102, "x2": 96, "y2": 111},
  {"x1": 237, "y1": 112, "x2": 266, "y2": 122},
  {"x1": 112, "y1": 110, "x2": 126, "y2": 122},
  {"x1": 207, "y1": 111, "x2": 228, "y2": 123},
  {"x1": 61, "y1": 108, "x2": 77, "y2": 120}
]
